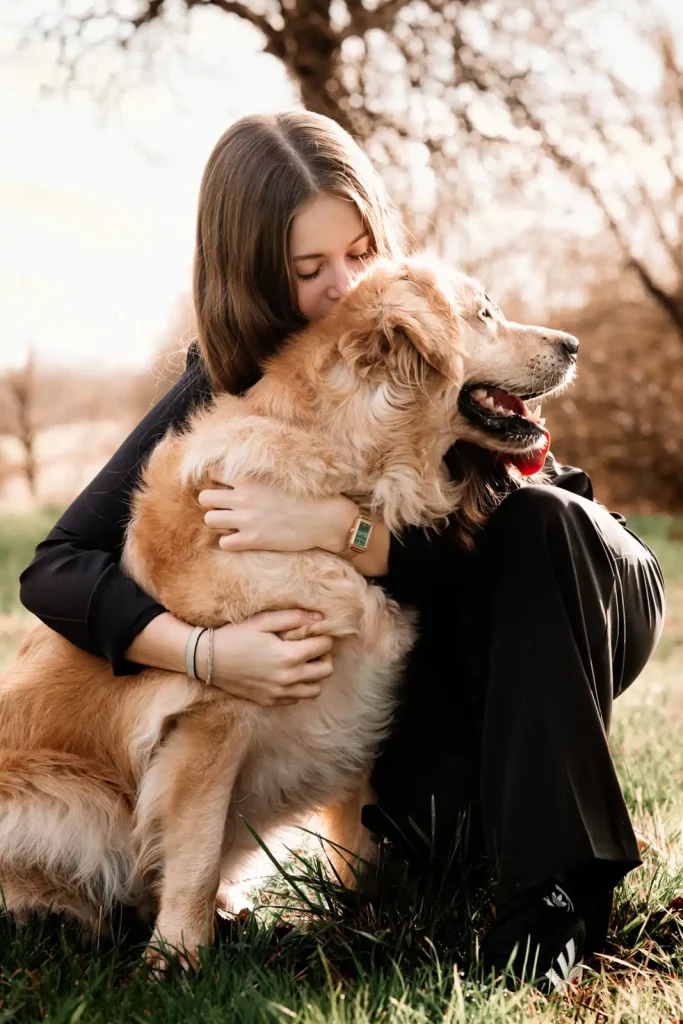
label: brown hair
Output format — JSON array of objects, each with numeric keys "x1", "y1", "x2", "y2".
[{"x1": 192, "y1": 111, "x2": 407, "y2": 394}]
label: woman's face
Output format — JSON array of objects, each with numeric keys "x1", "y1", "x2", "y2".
[{"x1": 289, "y1": 194, "x2": 374, "y2": 322}]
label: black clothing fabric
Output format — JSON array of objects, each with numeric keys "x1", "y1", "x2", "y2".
[
  {"x1": 366, "y1": 484, "x2": 665, "y2": 901},
  {"x1": 19, "y1": 344, "x2": 213, "y2": 675},
  {"x1": 380, "y1": 449, "x2": 627, "y2": 606}
]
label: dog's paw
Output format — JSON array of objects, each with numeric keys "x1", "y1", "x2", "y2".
[
  {"x1": 143, "y1": 914, "x2": 210, "y2": 973},
  {"x1": 9, "y1": 908, "x2": 31, "y2": 928},
  {"x1": 143, "y1": 936, "x2": 201, "y2": 974}
]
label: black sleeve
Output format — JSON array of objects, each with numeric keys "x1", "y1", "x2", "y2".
[
  {"x1": 19, "y1": 346, "x2": 213, "y2": 676},
  {"x1": 379, "y1": 526, "x2": 445, "y2": 606}
]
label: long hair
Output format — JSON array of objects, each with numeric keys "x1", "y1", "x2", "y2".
[{"x1": 192, "y1": 111, "x2": 407, "y2": 394}]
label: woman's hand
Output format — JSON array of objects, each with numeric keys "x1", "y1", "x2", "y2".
[
  {"x1": 195, "y1": 609, "x2": 334, "y2": 707},
  {"x1": 198, "y1": 477, "x2": 357, "y2": 554}
]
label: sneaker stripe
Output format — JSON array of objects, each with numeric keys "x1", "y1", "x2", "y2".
[
  {"x1": 556, "y1": 938, "x2": 577, "y2": 979},
  {"x1": 543, "y1": 966, "x2": 565, "y2": 991},
  {"x1": 565, "y1": 938, "x2": 576, "y2": 971},
  {"x1": 542, "y1": 938, "x2": 583, "y2": 993}
]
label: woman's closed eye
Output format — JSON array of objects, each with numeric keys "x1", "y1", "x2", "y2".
[{"x1": 296, "y1": 249, "x2": 372, "y2": 281}]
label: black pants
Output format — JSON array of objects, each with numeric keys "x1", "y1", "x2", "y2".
[{"x1": 367, "y1": 485, "x2": 665, "y2": 902}]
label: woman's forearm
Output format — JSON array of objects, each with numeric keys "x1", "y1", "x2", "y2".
[
  {"x1": 126, "y1": 498, "x2": 391, "y2": 674},
  {"x1": 124, "y1": 612, "x2": 193, "y2": 672}
]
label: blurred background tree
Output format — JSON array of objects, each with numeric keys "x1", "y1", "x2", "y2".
[
  {"x1": 3, "y1": 0, "x2": 682, "y2": 512},
  {"x1": 30, "y1": 0, "x2": 683, "y2": 304},
  {"x1": 0, "y1": 355, "x2": 39, "y2": 499}
]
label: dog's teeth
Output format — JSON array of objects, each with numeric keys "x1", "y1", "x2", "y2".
[
  {"x1": 493, "y1": 404, "x2": 508, "y2": 416},
  {"x1": 483, "y1": 396, "x2": 495, "y2": 409},
  {"x1": 471, "y1": 389, "x2": 487, "y2": 401}
]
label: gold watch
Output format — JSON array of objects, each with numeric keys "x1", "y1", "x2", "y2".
[{"x1": 344, "y1": 514, "x2": 374, "y2": 556}]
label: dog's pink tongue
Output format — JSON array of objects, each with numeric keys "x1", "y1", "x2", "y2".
[{"x1": 506, "y1": 427, "x2": 550, "y2": 476}]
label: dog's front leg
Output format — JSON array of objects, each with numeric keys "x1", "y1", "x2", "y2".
[
  {"x1": 144, "y1": 703, "x2": 250, "y2": 969},
  {"x1": 317, "y1": 776, "x2": 378, "y2": 889}
]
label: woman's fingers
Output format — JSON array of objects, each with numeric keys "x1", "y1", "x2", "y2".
[
  {"x1": 200, "y1": 481, "x2": 256, "y2": 506},
  {"x1": 285, "y1": 653, "x2": 334, "y2": 683},
  {"x1": 198, "y1": 489, "x2": 235, "y2": 510},
  {"x1": 218, "y1": 531, "x2": 254, "y2": 551},
  {"x1": 253, "y1": 609, "x2": 324, "y2": 634},
  {"x1": 204, "y1": 509, "x2": 241, "y2": 530},
  {"x1": 275, "y1": 682, "x2": 324, "y2": 702},
  {"x1": 284, "y1": 637, "x2": 334, "y2": 665}
]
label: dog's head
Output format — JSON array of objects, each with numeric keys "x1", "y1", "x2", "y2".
[{"x1": 332, "y1": 256, "x2": 577, "y2": 475}]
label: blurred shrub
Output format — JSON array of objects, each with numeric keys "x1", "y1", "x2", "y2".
[{"x1": 546, "y1": 287, "x2": 683, "y2": 513}]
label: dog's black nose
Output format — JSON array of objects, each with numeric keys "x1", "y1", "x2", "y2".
[{"x1": 560, "y1": 333, "x2": 579, "y2": 357}]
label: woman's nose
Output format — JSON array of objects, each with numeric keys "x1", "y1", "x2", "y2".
[{"x1": 327, "y1": 262, "x2": 355, "y2": 300}]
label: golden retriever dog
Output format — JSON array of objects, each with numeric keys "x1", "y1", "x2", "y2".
[{"x1": 0, "y1": 256, "x2": 578, "y2": 965}]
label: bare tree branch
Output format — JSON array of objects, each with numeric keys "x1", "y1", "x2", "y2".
[
  {"x1": 445, "y1": 2, "x2": 683, "y2": 341},
  {"x1": 19, "y1": 0, "x2": 683, "y2": 341},
  {"x1": 195, "y1": 0, "x2": 282, "y2": 50}
]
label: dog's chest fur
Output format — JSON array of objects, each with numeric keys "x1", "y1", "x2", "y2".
[{"x1": 233, "y1": 640, "x2": 400, "y2": 818}]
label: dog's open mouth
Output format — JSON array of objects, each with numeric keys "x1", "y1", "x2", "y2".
[{"x1": 459, "y1": 384, "x2": 551, "y2": 476}]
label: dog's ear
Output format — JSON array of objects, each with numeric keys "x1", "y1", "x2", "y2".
[{"x1": 336, "y1": 263, "x2": 464, "y2": 385}]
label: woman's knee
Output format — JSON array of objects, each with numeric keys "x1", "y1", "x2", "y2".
[
  {"x1": 481, "y1": 484, "x2": 621, "y2": 579},
  {"x1": 490, "y1": 484, "x2": 653, "y2": 571}
]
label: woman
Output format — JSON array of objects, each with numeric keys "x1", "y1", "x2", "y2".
[{"x1": 20, "y1": 111, "x2": 664, "y2": 991}]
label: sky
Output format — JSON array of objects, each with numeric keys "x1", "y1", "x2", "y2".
[{"x1": 0, "y1": 4, "x2": 297, "y2": 371}]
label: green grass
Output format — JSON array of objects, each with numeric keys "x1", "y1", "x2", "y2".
[
  {"x1": 0, "y1": 507, "x2": 64, "y2": 615},
  {"x1": 0, "y1": 511, "x2": 681, "y2": 1022},
  {"x1": 0, "y1": 507, "x2": 63, "y2": 671}
]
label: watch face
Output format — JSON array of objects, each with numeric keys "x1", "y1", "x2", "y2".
[{"x1": 352, "y1": 519, "x2": 373, "y2": 550}]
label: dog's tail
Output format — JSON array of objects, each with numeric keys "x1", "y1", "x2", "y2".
[{"x1": 0, "y1": 750, "x2": 137, "y2": 922}]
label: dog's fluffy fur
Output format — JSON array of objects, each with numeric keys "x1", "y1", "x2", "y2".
[{"x1": 0, "y1": 257, "x2": 576, "y2": 963}]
